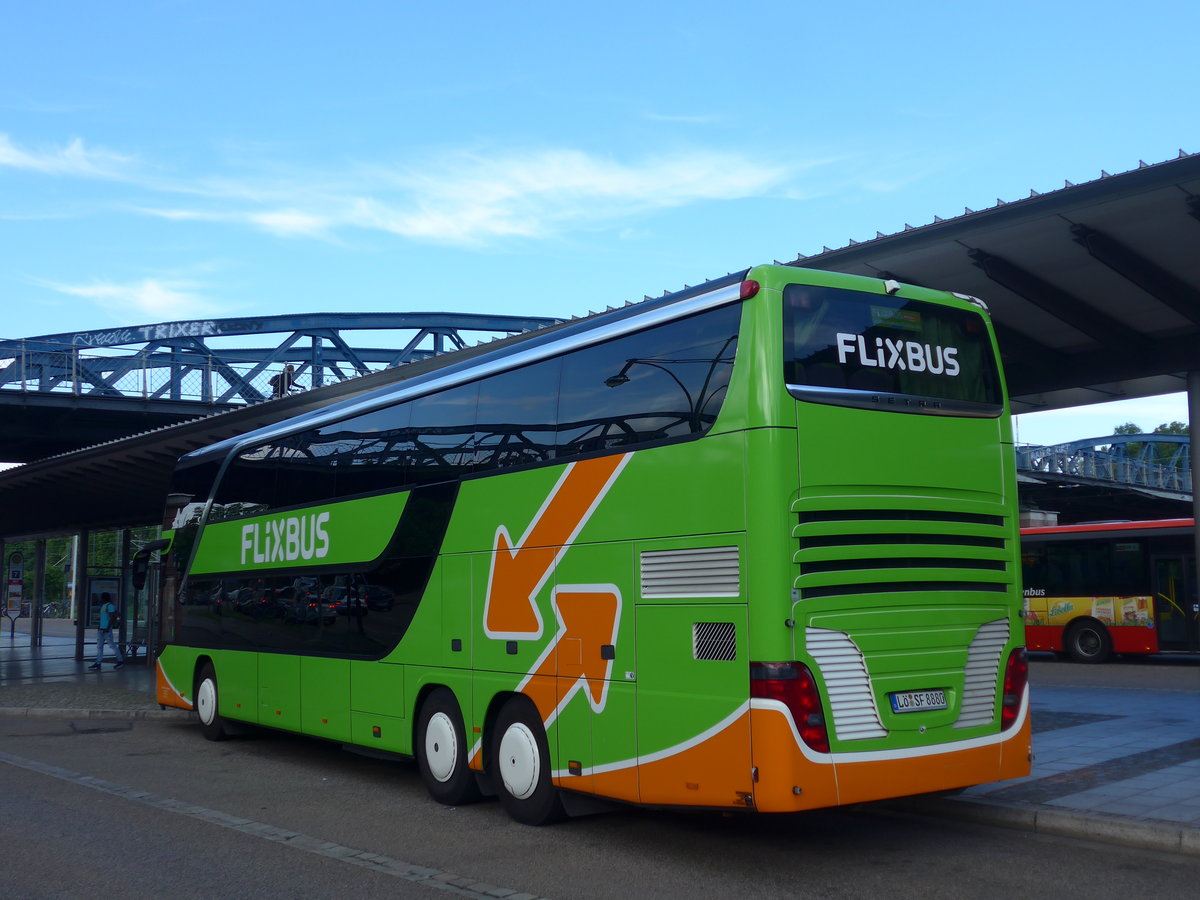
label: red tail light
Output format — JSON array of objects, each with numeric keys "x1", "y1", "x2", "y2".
[
  {"x1": 1001, "y1": 647, "x2": 1028, "y2": 731},
  {"x1": 739, "y1": 279, "x2": 760, "y2": 299},
  {"x1": 751, "y1": 661, "x2": 829, "y2": 752}
]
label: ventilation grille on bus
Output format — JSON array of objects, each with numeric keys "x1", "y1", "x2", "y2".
[
  {"x1": 793, "y1": 507, "x2": 1010, "y2": 600},
  {"x1": 693, "y1": 622, "x2": 737, "y2": 661},
  {"x1": 640, "y1": 546, "x2": 740, "y2": 598},
  {"x1": 954, "y1": 618, "x2": 1010, "y2": 729},
  {"x1": 805, "y1": 627, "x2": 888, "y2": 741}
]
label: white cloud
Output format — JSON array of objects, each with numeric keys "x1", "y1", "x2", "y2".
[
  {"x1": 41, "y1": 278, "x2": 225, "y2": 320},
  {"x1": 0, "y1": 134, "x2": 135, "y2": 179},
  {"x1": 138, "y1": 206, "x2": 333, "y2": 238},
  {"x1": 7, "y1": 132, "x2": 805, "y2": 246},
  {"x1": 338, "y1": 148, "x2": 794, "y2": 245}
]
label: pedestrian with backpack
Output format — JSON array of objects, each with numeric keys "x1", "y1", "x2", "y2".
[{"x1": 89, "y1": 592, "x2": 124, "y2": 670}]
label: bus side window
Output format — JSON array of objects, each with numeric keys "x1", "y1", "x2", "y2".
[
  {"x1": 556, "y1": 304, "x2": 740, "y2": 459},
  {"x1": 328, "y1": 403, "x2": 412, "y2": 499},
  {"x1": 408, "y1": 384, "x2": 482, "y2": 486},
  {"x1": 476, "y1": 360, "x2": 561, "y2": 472}
]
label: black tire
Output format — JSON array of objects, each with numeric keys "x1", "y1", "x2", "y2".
[
  {"x1": 416, "y1": 688, "x2": 482, "y2": 806},
  {"x1": 195, "y1": 662, "x2": 228, "y2": 741},
  {"x1": 1065, "y1": 619, "x2": 1112, "y2": 663},
  {"x1": 490, "y1": 696, "x2": 565, "y2": 825}
]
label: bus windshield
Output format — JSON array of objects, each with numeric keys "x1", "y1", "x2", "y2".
[{"x1": 782, "y1": 284, "x2": 1003, "y2": 416}]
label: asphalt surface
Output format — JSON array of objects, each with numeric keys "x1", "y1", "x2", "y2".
[{"x1": 3, "y1": 616, "x2": 1198, "y2": 857}]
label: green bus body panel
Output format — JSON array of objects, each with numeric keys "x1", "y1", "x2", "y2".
[
  {"x1": 300, "y1": 656, "x2": 352, "y2": 742},
  {"x1": 158, "y1": 263, "x2": 1024, "y2": 795},
  {"x1": 217, "y1": 651, "x2": 258, "y2": 724},
  {"x1": 635, "y1": 604, "x2": 750, "y2": 755},
  {"x1": 259, "y1": 654, "x2": 301, "y2": 731}
]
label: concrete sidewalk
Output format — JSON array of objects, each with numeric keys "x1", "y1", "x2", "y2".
[
  {"x1": 3, "y1": 620, "x2": 1199, "y2": 855},
  {"x1": 891, "y1": 677, "x2": 1200, "y2": 856}
]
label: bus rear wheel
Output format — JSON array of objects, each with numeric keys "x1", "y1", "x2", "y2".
[
  {"x1": 1065, "y1": 619, "x2": 1112, "y2": 663},
  {"x1": 491, "y1": 697, "x2": 564, "y2": 825},
  {"x1": 195, "y1": 663, "x2": 228, "y2": 741},
  {"x1": 416, "y1": 688, "x2": 482, "y2": 806}
]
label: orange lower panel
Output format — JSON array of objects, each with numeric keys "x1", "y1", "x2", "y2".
[
  {"x1": 557, "y1": 712, "x2": 755, "y2": 809},
  {"x1": 749, "y1": 708, "x2": 839, "y2": 812},
  {"x1": 156, "y1": 659, "x2": 193, "y2": 711},
  {"x1": 561, "y1": 766, "x2": 640, "y2": 804},
  {"x1": 750, "y1": 703, "x2": 1033, "y2": 812},
  {"x1": 634, "y1": 711, "x2": 754, "y2": 808}
]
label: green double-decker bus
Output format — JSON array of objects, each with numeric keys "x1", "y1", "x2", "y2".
[{"x1": 154, "y1": 264, "x2": 1030, "y2": 823}]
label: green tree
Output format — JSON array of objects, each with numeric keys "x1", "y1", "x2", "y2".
[
  {"x1": 1151, "y1": 421, "x2": 1189, "y2": 435},
  {"x1": 1111, "y1": 421, "x2": 1190, "y2": 466}
]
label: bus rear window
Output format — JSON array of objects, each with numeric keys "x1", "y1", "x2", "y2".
[{"x1": 783, "y1": 284, "x2": 1003, "y2": 417}]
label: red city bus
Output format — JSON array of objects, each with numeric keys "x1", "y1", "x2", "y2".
[{"x1": 1020, "y1": 518, "x2": 1199, "y2": 662}]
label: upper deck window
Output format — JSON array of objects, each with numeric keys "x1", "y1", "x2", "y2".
[{"x1": 783, "y1": 284, "x2": 1003, "y2": 417}]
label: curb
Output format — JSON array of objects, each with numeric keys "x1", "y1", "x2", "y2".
[
  {"x1": 0, "y1": 706, "x2": 193, "y2": 721},
  {"x1": 886, "y1": 795, "x2": 1200, "y2": 857}
]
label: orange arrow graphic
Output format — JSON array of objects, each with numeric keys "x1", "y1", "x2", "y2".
[
  {"x1": 516, "y1": 585, "x2": 622, "y2": 725},
  {"x1": 469, "y1": 585, "x2": 622, "y2": 770},
  {"x1": 484, "y1": 453, "x2": 629, "y2": 639}
]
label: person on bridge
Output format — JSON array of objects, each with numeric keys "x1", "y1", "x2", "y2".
[
  {"x1": 269, "y1": 364, "x2": 298, "y2": 399},
  {"x1": 89, "y1": 593, "x2": 124, "y2": 670}
]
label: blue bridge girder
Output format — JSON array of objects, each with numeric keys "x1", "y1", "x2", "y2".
[
  {"x1": 0, "y1": 311, "x2": 560, "y2": 406},
  {"x1": 1017, "y1": 433, "x2": 1192, "y2": 499}
]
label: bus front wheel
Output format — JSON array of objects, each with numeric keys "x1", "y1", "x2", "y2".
[
  {"x1": 491, "y1": 697, "x2": 564, "y2": 825},
  {"x1": 1065, "y1": 619, "x2": 1112, "y2": 663},
  {"x1": 195, "y1": 663, "x2": 227, "y2": 741},
  {"x1": 416, "y1": 688, "x2": 482, "y2": 806}
]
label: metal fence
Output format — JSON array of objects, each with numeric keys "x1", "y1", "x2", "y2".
[{"x1": 0, "y1": 344, "x2": 323, "y2": 405}]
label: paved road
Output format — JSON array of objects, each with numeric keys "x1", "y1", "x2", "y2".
[{"x1": 2, "y1": 713, "x2": 1198, "y2": 900}]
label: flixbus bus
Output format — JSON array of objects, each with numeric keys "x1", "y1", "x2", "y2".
[
  {"x1": 1021, "y1": 518, "x2": 1199, "y2": 662},
  {"x1": 151, "y1": 264, "x2": 1031, "y2": 824}
]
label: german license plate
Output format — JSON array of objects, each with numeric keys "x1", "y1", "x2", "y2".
[{"x1": 889, "y1": 689, "x2": 948, "y2": 713}]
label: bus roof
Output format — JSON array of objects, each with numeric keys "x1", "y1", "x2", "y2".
[
  {"x1": 1021, "y1": 518, "x2": 1195, "y2": 537},
  {"x1": 179, "y1": 270, "x2": 750, "y2": 466}
]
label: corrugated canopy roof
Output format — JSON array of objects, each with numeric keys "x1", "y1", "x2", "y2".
[{"x1": 792, "y1": 151, "x2": 1200, "y2": 414}]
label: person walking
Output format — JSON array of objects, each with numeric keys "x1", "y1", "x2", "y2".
[
  {"x1": 89, "y1": 592, "x2": 124, "y2": 670},
  {"x1": 269, "y1": 364, "x2": 297, "y2": 399}
]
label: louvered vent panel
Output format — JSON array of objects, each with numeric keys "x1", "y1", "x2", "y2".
[
  {"x1": 641, "y1": 546, "x2": 740, "y2": 598},
  {"x1": 794, "y1": 508, "x2": 1010, "y2": 600},
  {"x1": 693, "y1": 622, "x2": 737, "y2": 661},
  {"x1": 805, "y1": 627, "x2": 888, "y2": 741},
  {"x1": 953, "y1": 617, "x2": 1010, "y2": 728}
]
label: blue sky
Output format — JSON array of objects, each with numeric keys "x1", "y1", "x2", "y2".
[{"x1": 3, "y1": 0, "x2": 1198, "y2": 445}]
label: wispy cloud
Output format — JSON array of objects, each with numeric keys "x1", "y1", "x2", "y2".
[
  {"x1": 338, "y1": 148, "x2": 794, "y2": 244},
  {"x1": 138, "y1": 148, "x2": 796, "y2": 246},
  {"x1": 38, "y1": 277, "x2": 226, "y2": 320},
  {"x1": 6, "y1": 132, "x2": 806, "y2": 246},
  {"x1": 0, "y1": 134, "x2": 136, "y2": 179}
]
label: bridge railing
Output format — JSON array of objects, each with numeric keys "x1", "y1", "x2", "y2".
[
  {"x1": 1016, "y1": 443, "x2": 1192, "y2": 494},
  {"x1": 0, "y1": 342, "x2": 413, "y2": 405}
]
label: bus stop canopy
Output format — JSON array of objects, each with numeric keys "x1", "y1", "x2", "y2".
[
  {"x1": 2, "y1": 152, "x2": 1199, "y2": 539},
  {"x1": 795, "y1": 151, "x2": 1200, "y2": 415}
]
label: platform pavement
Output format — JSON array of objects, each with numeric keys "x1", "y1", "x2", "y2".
[{"x1": 2, "y1": 618, "x2": 1198, "y2": 856}]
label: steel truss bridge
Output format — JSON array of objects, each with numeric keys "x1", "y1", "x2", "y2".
[
  {"x1": 1017, "y1": 433, "x2": 1192, "y2": 503},
  {"x1": 0, "y1": 311, "x2": 558, "y2": 461}
]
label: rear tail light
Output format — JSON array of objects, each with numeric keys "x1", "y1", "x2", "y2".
[
  {"x1": 739, "y1": 279, "x2": 760, "y2": 299},
  {"x1": 1001, "y1": 647, "x2": 1028, "y2": 731},
  {"x1": 751, "y1": 661, "x2": 829, "y2": 752}
]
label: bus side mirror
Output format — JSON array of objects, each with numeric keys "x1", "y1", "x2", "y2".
[{"x1": 132, "y1": 539, "x2": 171, "y2": 591}]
